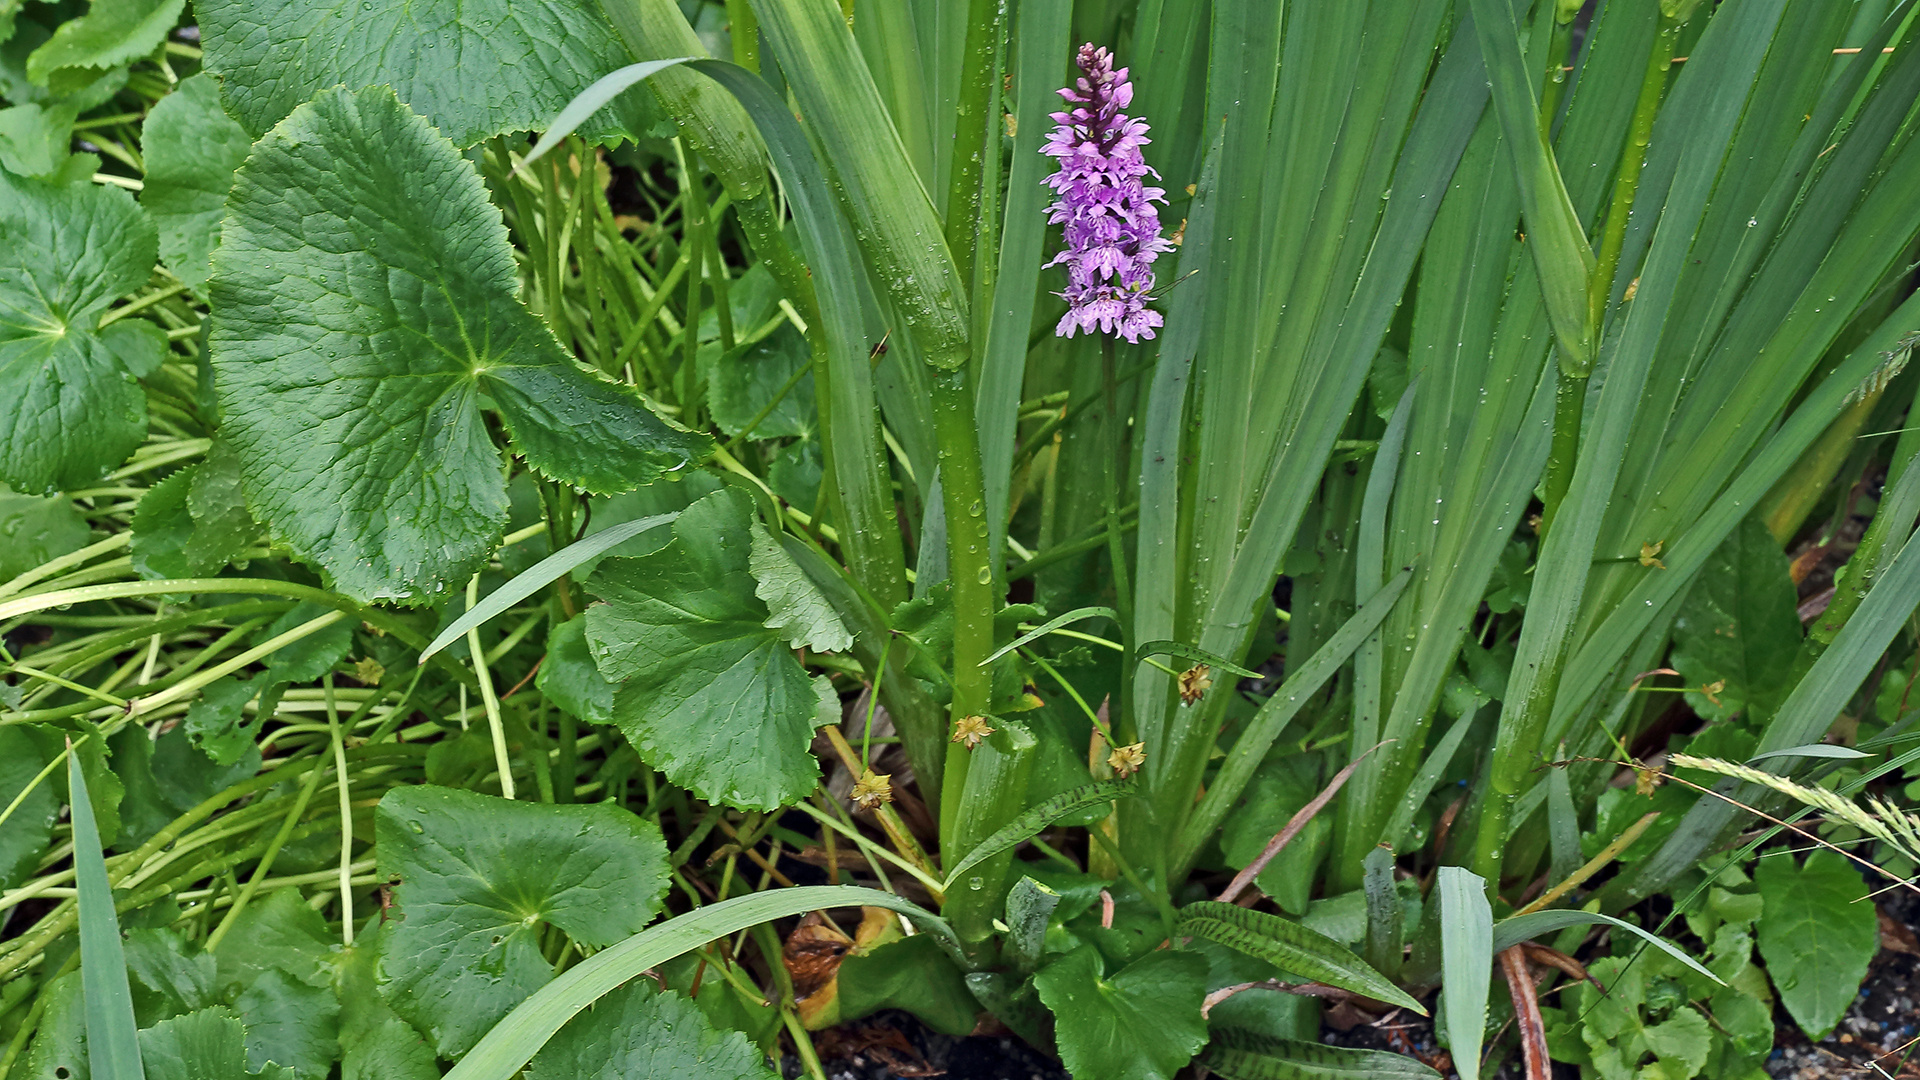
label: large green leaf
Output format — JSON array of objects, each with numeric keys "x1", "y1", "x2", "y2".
[
  {"x1": 24, "y1": 0, "x2": 183, "y2": 84},
  {"x1": 835, "y1": 934, "x2": 979, "y2": 1036},
  {"x1": 196, "y1": 0, "x2": 642, "y2": 147},
  {"x1": 209, "y1": 85, "x2": 708, "y2": 605},
  {"x1": 211, "y1": 891, "x2": 340, "y2": 1080},
  {"x1": 747, "y1": 517, "x2": 851, "y2": 653},
  {"x1": 336, "y1": 928, "x2": 438, "y2": 1080},
  {"x1": 140, "y1": 73, "x2": 252, "y2": 292},
  {"x1": 1753, "y1": 850, "x2": 1878, "y2": 1039},
  {"x1": 1032, "y1": 946, "x2": 1209, "y2": 1080},
  {"x1": 1669, "y1": 517, "x2": 1802, "y2": 723},
  {"x1": 534, "y1": 615, "x2": 616, "y2": 725},
  {"x1": 129, "y1": 449, "x2": 255, "y2": 582},
  {"x1": 523, "y1": 981, "x2": 776, "y2": 1080},
  {"x1": 0, "y1": 168, "x2": 160, "y2": 494},
  {"x1": 0, "y1": 726, "x2": 56, "y2": 889},
  {"x1": 138, "y1": 1007, "x2": 296, "y2": 1080},
  {"x1": 584, "y1": 488, "x2": 837, "y2": 810},
  {"x1": 0, "y1": 486, "x2": 87, "y2": 582},
  {"x1": 374, "y1": 786, "x2": 671, "y2": 1058}
]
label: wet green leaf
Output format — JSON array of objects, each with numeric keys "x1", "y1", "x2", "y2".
[
  {"x1": 196, "y1": 0, "x2": 642, "y2": 147},
  {"x1": 1670, "y1": 518, "x2": 1803, "y2": 723},
  {"x1": 141, "y1": 73, "x2": 251, "y2": 292},
  {"x1": 337, "y1": 928, "x2": 438, "y2": 1080},
  {"x1": 0, "y1": 168, "x2": 157, "y2": 494},
  {"x1": 708, "y1": 324, "x2": 814, "y2": 440},
  {"x1": 1033, "y1": 946, "x2": 1208, "y2": 1080},
  {"x1": 24, "y1": 0, "x2": 182, "y2": 83},
  {"x1": 585, "y1": 489, "x2": 836, "y2": 810},
  {"x1": 836, "y1": 934, "x2": 979, "y2": 1036},
  {"x1": 748, "y1": 519, "x2": 851, "y2": 653},
  {"x1": 534, "y1": 616, "x2": 616, "y2": 725},
  {"x1": 181, "y1": 675, "x2": 262, "y2": 767},
  {"x1": 209, "y1": 85, "x2": 708, "y2": 604},
  {"x1": 138, "y1": 1007, "x2": 297, "y2": 1080},
  {"x1": 1177, "y1": 901, "x2": 1423, "y2": 1015},
  {"x1": 374, "y1": 785, "x2": 671, "y2": 1058},
  {"x1": 1754, "y1": 851, "x2": 1878, "y2": 1039},
  {"x1": 0, "y1": 726, "x2": 57, "y2": 889}
]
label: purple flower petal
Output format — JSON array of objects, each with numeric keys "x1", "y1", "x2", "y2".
[{"x1": 1044, "y1": 43, "x2": 1169, "y2": 343}]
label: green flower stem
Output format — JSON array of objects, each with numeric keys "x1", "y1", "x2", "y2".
[
  {"x1": 1540, "y1": 14, "x2": 1678, "y2": 537},
  {"x1": 929, "y1": 366, "x2": 1029, "y2": 949}
]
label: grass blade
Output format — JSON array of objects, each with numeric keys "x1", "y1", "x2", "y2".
[
  {"x1": 1491, "y1": 910, "x2": 1720, "y2": 984},
  {"x1": 420, "y1": 512, "x2": 679, "y2": 662},
  {"x1": 749, "y1": 0, "x2": 969, "y2": 369},
  {"x1": 981, "y1": 606, "x2": 1119, "y2": 668},
  {"x1": 68, "y1": 747, "x2": 142, "y2": 1079},
  {"x1": 517, "y1": 60, "x2": 694, "y2": 174}
]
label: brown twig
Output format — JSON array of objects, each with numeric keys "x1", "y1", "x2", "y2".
[
  {"x1": 1499, "y1": 947, "x2": 1551, "y2": 1080},
  {"x1": 1218, "y1": 740, "x2": 1394, "y2": 905},
  {"x1": 1521, "y1": 942, "x2": 1601, "y2": 993}
]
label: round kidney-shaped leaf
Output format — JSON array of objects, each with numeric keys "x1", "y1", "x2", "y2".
[
  {"x1": 210, "y1": 86, "x2": 710, "y2": 605},
  {"x1": 196, "y1": 0, "x2": 644, "y2": 147},
  {"x1": 585, "y1": 489, "x2": 838, "y2": 811},
  {"x1": 373, "y1": 786, "x2": 672, "y2": 1059},
  {"x1": 0, "y1": 169, "x2": 159, "y2": 494}
]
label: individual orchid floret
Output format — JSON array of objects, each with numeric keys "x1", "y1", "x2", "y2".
[{"x1": 1042, "y1": 43, "x2": 1173, "y2": 344}]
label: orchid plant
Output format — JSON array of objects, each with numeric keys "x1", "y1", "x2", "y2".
[{"x1": 4, "y1": 0, "x2": 1920, "y2": 1078}]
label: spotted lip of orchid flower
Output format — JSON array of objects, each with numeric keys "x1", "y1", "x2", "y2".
[{"x1": 1043, "y1": 42, "x2": 1173, "y2": 345}]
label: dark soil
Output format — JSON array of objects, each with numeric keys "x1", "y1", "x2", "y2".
[{"x1": 782, "y1": 1011, "x2": 1068, "y2": 1080}]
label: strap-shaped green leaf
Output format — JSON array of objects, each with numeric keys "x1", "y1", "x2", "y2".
[
  {"x1": 68, "y1": 746, "x2": 143, "y2": 1078},
  {"x1": 1436, "y1": 867, "x2": 1492, "y2": 1080},
  {"x1": 1205, "y1": 1027, "x2": 1441, "y2": 1079},
  {"x1": 1174, "y1": 901, "x2": 1424, "y2": 1015},
  {"x1": 1465, "y1": 0, "x2": 1594, "y2": 368},
  {"x1": 748, "y1": 0, "x2": 969, "y2": 369},
  {"x1": 1135, "y1": 640, "x2": 1262, "y2": 680},
  {"x1": 942, "y1": 778, "x2": 1137, "y2": 889}
]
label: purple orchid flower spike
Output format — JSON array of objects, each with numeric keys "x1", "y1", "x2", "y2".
[{"x1": 1043, "y1": 43, "x2": 1173, "y2": 344}]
